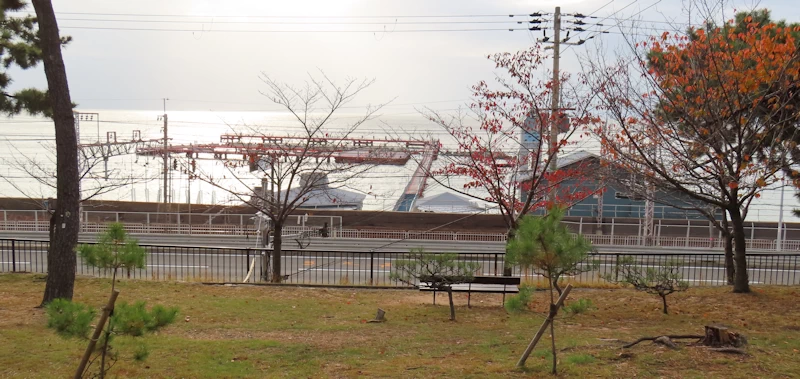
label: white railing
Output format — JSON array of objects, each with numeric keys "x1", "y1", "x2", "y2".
[{"x1": 2, "y1": 215, "x2": 799, "y2": 252}]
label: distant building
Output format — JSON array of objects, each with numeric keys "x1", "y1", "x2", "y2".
[
  {"x1": 250, "y1": 173, "x2": 365, "y2": 210},
  {"x1": 521, "y1": 151, "x2": 719, "y2": 220},
  {"x1": 413, "y1": 192, "x2": 486, "y2": 213}
]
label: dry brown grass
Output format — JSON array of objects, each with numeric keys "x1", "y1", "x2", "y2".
[{"x1": 1, "y1": 273, "x2": 799, "y2": 378}]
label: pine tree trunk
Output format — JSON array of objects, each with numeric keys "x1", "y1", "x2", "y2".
[
  {"x1": 271, "y1": 222, "x2": 283, "y2": 283},
  {"x1": 553, "y1": 277, "x2": 563, "y2": 297},
  {"x1": 33, "y1": 0, "x2": 80, "y2": 306},
  {"x1": 550, "y1": 316, "x2": 557, "y2": 375},
  {"x1": 728, "y1": 207, "x2": 750, "y2": 293},
  {"x1": 447, "y1": 286, "x2": 456, "y2": 321}
]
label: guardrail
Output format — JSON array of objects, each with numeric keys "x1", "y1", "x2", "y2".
[{"x1": 2, "y1": 239, "x2": 798, "y2": 286}]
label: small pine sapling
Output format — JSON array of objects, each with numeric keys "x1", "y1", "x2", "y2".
[
  {"x1": 391, "y1": 249, "x2": 480, "y2": 321},
  {"x1": 45, "y1": 223, "x2": 178, "y2": 378},
  {"x1": 603, "y1": 257, "x2": 688, "y2": 314},
  {"x1": 46, "y1": 300, "x2": 178, "y2": 378},
  {"x1": 78, "y1": 222, "x2": 146, "y2": 292},
  {"x1": 506, "y1": 207, "x2": 596, "y2": 298},
  {"x1": 506, "y1": 206, "x2": 595, "y2": 375}
]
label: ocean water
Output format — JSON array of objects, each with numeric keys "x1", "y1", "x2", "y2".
[
  {"x1": 0, "y1": 109, "x2": 470, "y2": 213},
  {"x1": 0, "y1": 109, "x2": 795, "y2": 222}
]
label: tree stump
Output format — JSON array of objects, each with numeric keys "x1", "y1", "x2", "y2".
[
  {"x1": 703, "y1": 326, "x2": 746, "y2": 348},
  {"x1": 368, "y1": 308, "x2": 386, "y2": 323}
]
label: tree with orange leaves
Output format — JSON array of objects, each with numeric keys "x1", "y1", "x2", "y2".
[{"x1": 589, "y1": 9, "x2": 800, "y2": 293}]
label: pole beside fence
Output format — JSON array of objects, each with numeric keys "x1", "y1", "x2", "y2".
[
  {"x1": 369, "y1": 252, "x2": 375, "y2": 285},
  {"x1": 11, "y1": 239, "x2": 16, "y2": 272}
]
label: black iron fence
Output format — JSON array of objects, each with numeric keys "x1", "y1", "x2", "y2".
[{"x1": 1, "y1": 239, "x2": 799, "y2": 286}]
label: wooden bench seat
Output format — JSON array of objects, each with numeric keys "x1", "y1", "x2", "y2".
[{"x1": 418, "y1": 276, "x2": 521, "y2": 307}]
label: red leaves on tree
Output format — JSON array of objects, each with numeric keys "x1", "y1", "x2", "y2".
[{"x1": 427, "y1": 46, "x2": 598, "y2": 230}]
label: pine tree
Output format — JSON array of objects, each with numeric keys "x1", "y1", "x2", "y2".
[
  {"x1": 78, "y1": 223, "x2": 146, "y2": 292},
  {"x1": 47, "y1": 224, "x2": 177, "y2": 378},
  {"x1": 2, "y1": 1, "x2": 80, "y2": 305},
  {"x1": 506, "y1": 206, "x2": 595, "y2": 297},
  {"x1": 505, "y1": 206, "x2": 595, "y2": 375}
]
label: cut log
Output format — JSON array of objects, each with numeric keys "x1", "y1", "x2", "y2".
[
  {"x1": 708, "y1": 347, "x2": 747, "y2": 355},
  {"x1": 623, "y1": 335, "x2": 703, "y2": 349},
  {"x1": 653, "y1": 336, "x2": 678, "y2": 349}
]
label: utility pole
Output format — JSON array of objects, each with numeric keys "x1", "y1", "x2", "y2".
[
  {"x1": 158, "y1": 98, "x2": 169, "y2": 203},
  {"x1": 532, "y1": 7, "x2": 608, "y2": 203},
  {"x1": 548, "y1": 6, "x2": 561, "y2": 174},
  {"x1": 548, "y1": 6, "x2": 562, "y2": 202},
  {"x1": 778, "y1": 176, "x2": 785, "y2": 251}
]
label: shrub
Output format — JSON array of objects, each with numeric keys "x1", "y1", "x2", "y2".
[
  {"x1": 505, "y1": 284, "x2": 536, "y2": 313},
  {"x1": 391, "y1": 249, "x2": 480, "y2": 321},
  {"x1": 133, "y1": 344, "x2": 150, "y2": 361},
  {"x1": 564, "y1": 298, "x2": 594, "y2": 315},
  {"x1": 603, "y1": 257, "x2": 688, "y2": 314}
]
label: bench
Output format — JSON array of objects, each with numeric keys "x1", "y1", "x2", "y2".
[{"x1": 418, "y1": 276, "x2": 521, "y2": 307}]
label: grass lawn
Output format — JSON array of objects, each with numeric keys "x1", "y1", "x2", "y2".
[{"x1": 1, "y1": 274, "x2": 799, "y2": 378}]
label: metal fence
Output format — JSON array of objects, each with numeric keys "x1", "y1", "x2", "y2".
[
  {"x1": 3, "y1": 218, "x2": 800, "y2": 252},
  {"x1": 2, "y1": 238, "x2": 799, "y2": 287}
]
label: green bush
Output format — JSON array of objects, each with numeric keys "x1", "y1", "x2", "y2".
[
  {"x1": 602, "y1": 257, "x2": 688, "y2": 314},
  {"x1": 45, "y1": 299, "x2": 96, "y2": 339},
  {"x1": 505, "y1": 284, "x2": 535, "y2": 313},
  {"x1": 564, "y1": 298, "x2": 594, "y2": 315}
]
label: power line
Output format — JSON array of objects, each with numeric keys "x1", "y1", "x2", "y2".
[
  {"x1": 58, "y1": 25, "x2": 532, "y2": 33},
  {"x1": 13, "y1": 10, "x2": 538, "y2": 19},
  {"x1": 561, "y1": 0, "x2": 664, "y2": 54},
  {"x1": 57, "y1": 18, "x2": 529, "y2": 25}
]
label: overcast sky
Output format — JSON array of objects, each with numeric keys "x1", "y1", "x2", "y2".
[{"x1": 6, "y1": 0, "x2": 798, "y2": 113}]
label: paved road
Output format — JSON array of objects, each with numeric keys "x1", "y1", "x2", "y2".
[{"x1": 3, "y1": 247, "x2": 799, "y2": 286}]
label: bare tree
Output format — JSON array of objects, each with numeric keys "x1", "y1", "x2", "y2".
[
  {"x1": 193, "y1": 72, "x2": 388, "y2": 282},
  {"x1": 2, "y1": 138, "x2": 147, "y2": 205}
]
